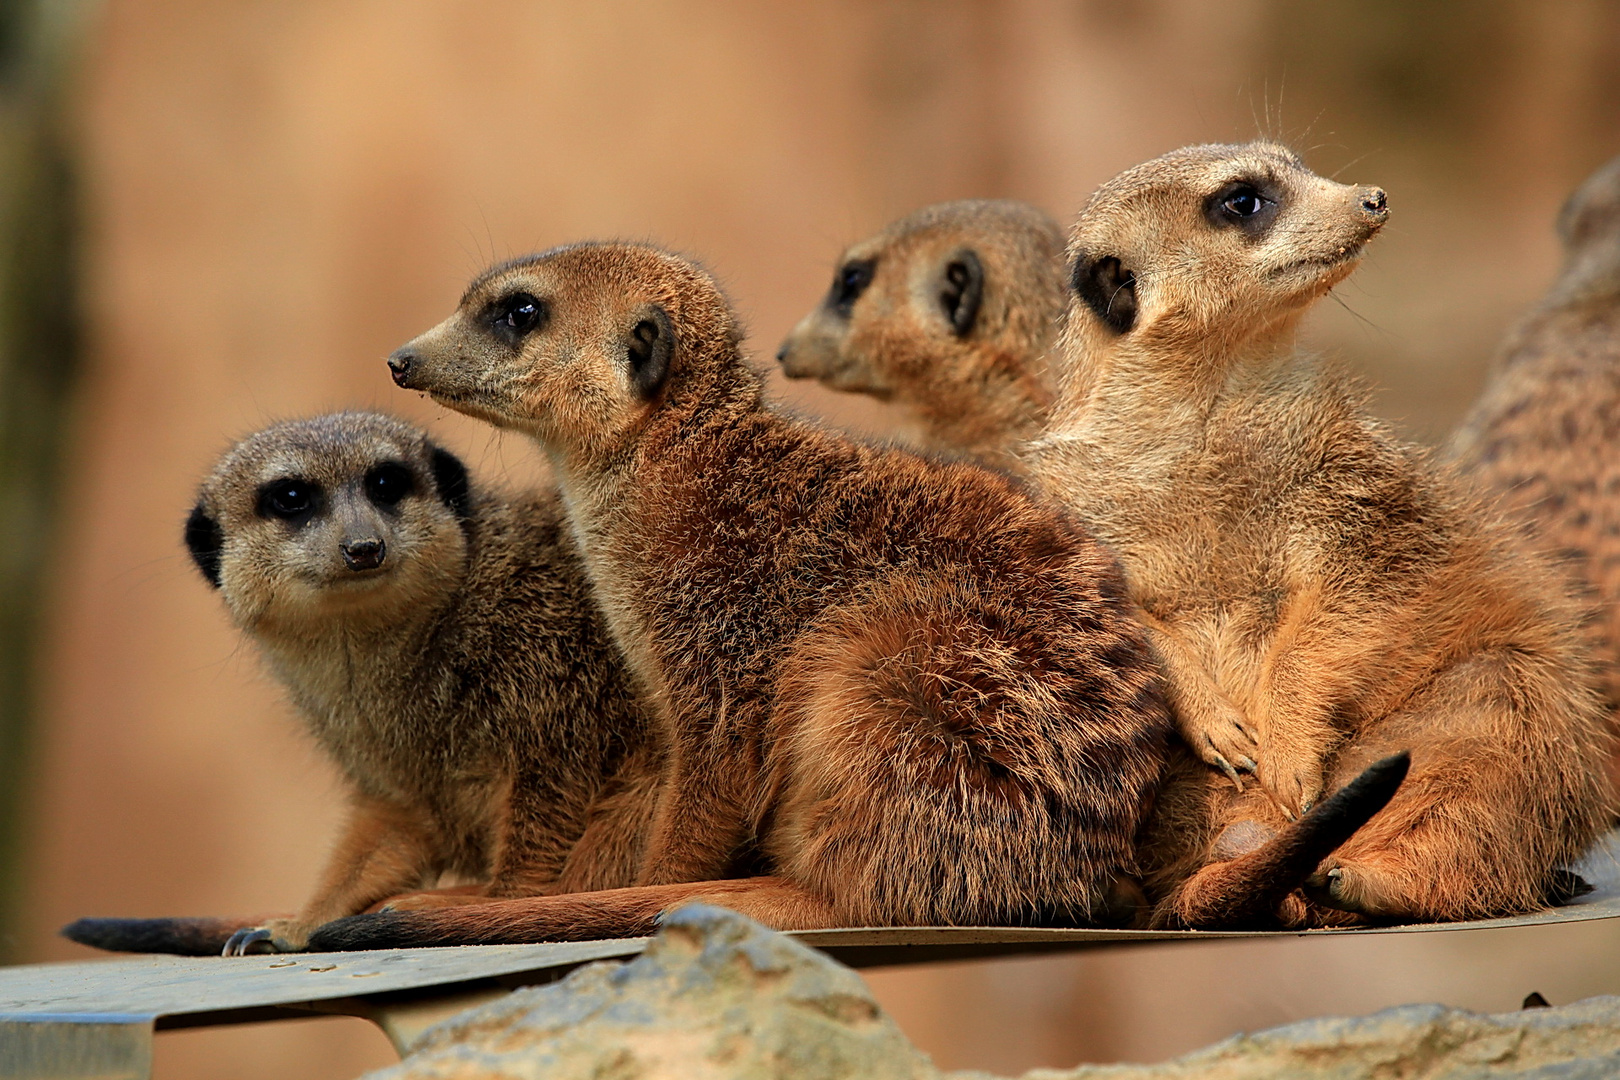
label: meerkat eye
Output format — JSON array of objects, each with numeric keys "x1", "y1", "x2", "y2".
[
  {"x1": 258, "y1": 478, "x2": 319, "y2": 522},
  {"x1": 1207, "y1": 181, "x2": 1279, "y2": 233},
  {"x1": 1224, "y1": 187, "x2": 1264, "y2": 216},
  {"x1": 829, "y1": 259, "x2": 875, "y2": 316},
  {"x1": 491, "y1": 292, "x2": 546, "y2": 340},
  {"x1": 364, "y1": 462, "x2": 414, "y2": 508}
]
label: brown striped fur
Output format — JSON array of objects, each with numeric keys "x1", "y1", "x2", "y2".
[
  {"x1": 373, "y1": 243, "x2": 1172, "y2": 937},
  {"x1": 1449, "y1": 153, "x2": 1620, "y2": 737}
]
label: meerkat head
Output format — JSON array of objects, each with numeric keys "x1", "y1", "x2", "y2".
[
  {"x1": 1554, "y1": 153, "x2": 1620, "y2": 303},
  {"x1": 185, "y1": 412, "x2": 473, "y2": 634},
  {"x1": 1065, "y1": 142, "x2": 1387, "y2": 357},
  {"x1": 776, "y1": 199, "x2": 1066, "y2": 402},
  {"x1": 388, "y1": 243, "x2": 743, "y2": 457}
]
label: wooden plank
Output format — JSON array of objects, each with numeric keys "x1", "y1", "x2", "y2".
[{"x1": 4, "y1": 832, "x2": 1616, "y2": 1033}]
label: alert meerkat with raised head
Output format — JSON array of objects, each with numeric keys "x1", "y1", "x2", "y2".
[
  {"x1": 1449, "y1": 153, "x2": 1620, "y2": 717},
  {"x1": 1029, "y1": 142, "x2": 1613, "y2": 925},
  {"x1": 306, "y1": 241, "x2": 1175, "y2": 947},
  {"x1": 63, "y1": 413, "x2": 658, "y2": 955},
  {"x1": 777, "y1": 199, "x2": 1065, "y2": 465}
]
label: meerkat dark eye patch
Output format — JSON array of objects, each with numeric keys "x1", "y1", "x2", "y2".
[
  {"x1": 939, "y1": 250, "x2": 984, "y2": 337},
  {"x1": 257, "y1": 477, "x2": 320, "y2": 524},
  {"x1": 489, "y1": 291, "x2": 547, "y2": 344},
  {"x1": 828, "y1": 258, "x2": 875, "y2": 317},
  {"x1": 428, "y1": 445, "x2": 471, "y2": 519},
  {"x1": 1206, "y1": 180, "x2": 1281, "y2": 235},
  {"x1": 1072, "y1": 254, "x2": 1138, "y2": 334},
  {"x1": 626, "y1": 306, "x2": 674, "y2": 400},
  {"x1": 364, "y1": 462, "x2": 414, "y2": 509},
  {"x1": 184, "y1": 503, "x2": 225, "y2": 588}
]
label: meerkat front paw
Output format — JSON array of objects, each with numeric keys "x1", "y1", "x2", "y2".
[
  {"x1": 221, "y1": 917, "x2": 310, "y2": 956},
  {"x1": 1179, "y1": 704, "x2": 1261, "y2": 788},
  {"x1": 1255, "y1": 747, "x2": 1326, "y2": 821}
]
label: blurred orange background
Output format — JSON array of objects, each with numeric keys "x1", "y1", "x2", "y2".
[{"x1": 6, "y1": 1, "x2": 1620, "y2": 1077}]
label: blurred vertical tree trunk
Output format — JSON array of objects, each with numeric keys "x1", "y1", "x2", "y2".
[{"x1": 0, "y1": 0, "x2": 87, "y2": 961}]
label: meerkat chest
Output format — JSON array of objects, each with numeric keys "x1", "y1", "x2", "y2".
[{"x1": 263, "y1": 639, "x2": 488, "y2": 802}]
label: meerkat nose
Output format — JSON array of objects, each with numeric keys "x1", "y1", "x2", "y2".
[
  {"x1": 1358, "y1": 187, "x2": 1388, "y2": 222},
  {"x1": 386, "y1": 349, "x2": 416, "y2": 387},
  {"x1": 342, "y1": 538, "x2": 386, "y2": 572}
]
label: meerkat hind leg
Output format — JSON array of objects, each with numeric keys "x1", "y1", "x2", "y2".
[
  {"x1": 768, "y1": 579, "x2": 1155, "y2": 927},
  {"x1": 308, "y1": 877, "x2": 839, "y2": 949},
  {"x1": 1161, "y1": 752, "x2": 1409, "y2": 929},
  {"x1": 1309, "y1": 654, "x2": 1612, "y2": 922}
]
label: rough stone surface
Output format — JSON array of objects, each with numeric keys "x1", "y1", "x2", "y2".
[{"x1": 369, "y1": 905, "x2": 1620, "y2": 1080}]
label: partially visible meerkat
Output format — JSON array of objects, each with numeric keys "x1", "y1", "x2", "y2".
[
  {"x1": 306, "y1": 241, "x2": 1175, "y2": 945},
  {"x1": 62, "y1": 412, "x2": 658, "y2": 955},
  {"x1": 1449, "y1": 153, "x2": 1620, "y2": 718},
  {"x1": 1024, "y1": 142, "x2": 1613, "y2": 926},
  {"x1": 776, "y1": 199, "x2": 1065, "y2": 464}
]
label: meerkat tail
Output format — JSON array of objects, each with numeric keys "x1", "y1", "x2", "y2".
[
  {"x1": 306, "y1": 877, "x2": 842, "y2": 951},
  {"x1": 1162, "y1": 752, "x2": 1411, "y2": 929},
  {"x1": 60, "y1": 915, "x2": 277, "y2": 956}
]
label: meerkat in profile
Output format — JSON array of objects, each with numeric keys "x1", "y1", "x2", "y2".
[
  {"x1": 777, "y1": 199, "x2": 1065, "y2": 465},
  {"x1": 1022, "y1": 142, "x2": 1613, "y2": 926},
  {"x1": 301, "y1": 242, "x2": 1176, "y2": 948},
  {"x1": 1449, "y1": 153, "x2": 1620, "y2": 716},
  {"x1": 63, "y1": 413, "x2": 657, "y2": 955}
]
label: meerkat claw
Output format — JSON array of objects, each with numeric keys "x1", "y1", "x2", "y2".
[
  {"x1": 222, "y1": 927, "x2": 277, "y2": 957},
  {"x1": 1209, "y1": 749, "x2": 1245, "y2": 789}
]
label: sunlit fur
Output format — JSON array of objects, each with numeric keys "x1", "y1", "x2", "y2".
[
  {"x1": 1026, "y1": 143, "x2": 1615, "y2": 924},
  {"x1": 777, "y1": 199, "x2": 1065, "y2": 466},
  {"x1": 180, "y1": 413, "x2": 655, "y2": 950},
  {"x1": 373, "y1": 243, "x2": 1171, "y2": 939},
  {"x1": 1449, "y1": 153, "x2": 1620, "y2": 756}
]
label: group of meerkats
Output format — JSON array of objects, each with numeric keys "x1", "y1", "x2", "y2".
[{"x1": 65, "y1": 141, "x2": 1620, "y2": 958}]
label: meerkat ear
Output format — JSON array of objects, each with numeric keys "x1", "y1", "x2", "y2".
[
  {"x1": 626, "y1": 306, "x2": 674, "y2": 400},
  {"x1": 1072, "y1": 253, "x2": 1138, "y2": 334},
  {"x1": 428, "y1": 444, "x2": 472, "y2": 520},
  {"x1": 184, "y1": 503, "x2": 224, "y2": 588},
  {"x1": 940, "y1": 249, "x2": 984, "y2": 336}
]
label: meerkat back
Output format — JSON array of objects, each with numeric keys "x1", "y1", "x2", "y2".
[
  {"x1": 1449, "y1": 153, "x2": 1620, "y2": 714},
  {"x1": 304, "y1": 241, "x2": 1178, "y2": 948},
  {"x1": 777, "y1": 199, "x2": 1066, "y2": 463}
]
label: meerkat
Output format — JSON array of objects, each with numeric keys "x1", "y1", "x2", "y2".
[
  {"x1": 290, "y1": 241, "x2": 1179, "y2": 948},
  {"x1": 62, "y1": 412, "x2": 658, "y2": 956},
  {"x1": 1448, "y1": 153, "x2": 1620, "y2": 719},
  {"x1": 1021, "y1": 142, "x2": 1613, "y2": 926},
  {"x1": 301, "y1": 244, "x2": 1418, "y2": 951},
  {"x1": 777, "y1": 199, "x2": 1065, "y2": 465}
]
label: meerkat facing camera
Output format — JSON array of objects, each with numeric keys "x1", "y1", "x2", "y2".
[
  {"x1": 63, "y1": 413, "x2": 658, "y2": 955},
  {"x1": 777, "y1": 199, "x2": 1065, "y2": 466},
  {"x1": 1029, "y1": 142, "x2": 1613, "y2": 926}
]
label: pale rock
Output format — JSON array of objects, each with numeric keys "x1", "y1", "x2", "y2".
[{"x1": 368, "y1": 904, "x2": 1620, "y2": 1080}]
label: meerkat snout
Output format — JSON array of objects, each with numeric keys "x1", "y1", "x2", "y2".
[
  {"x1": 387, "y1": 348, "x2": 415, "y2": 387},
  {"x1": 340, "y1": 537, "x2": 385, "y2": 572},
  {"x1": 1360, "y1": 187, "x2": 1388, "y2": 218}
]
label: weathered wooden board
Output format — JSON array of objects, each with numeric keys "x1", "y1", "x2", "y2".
[{"x1": 4, "y1": 832, "x2": 1617, "y2": 1076}]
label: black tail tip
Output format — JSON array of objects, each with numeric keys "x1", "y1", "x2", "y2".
[
  {"x1": 1354, "y1": 751, "x2": 1412, "y2": 798},
  {"x1": 305, "y1": 912, "x2": 406, "y2": 952},
  {"x1": 60, "y1": 915, "x2": 254, "y2": 956}
]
